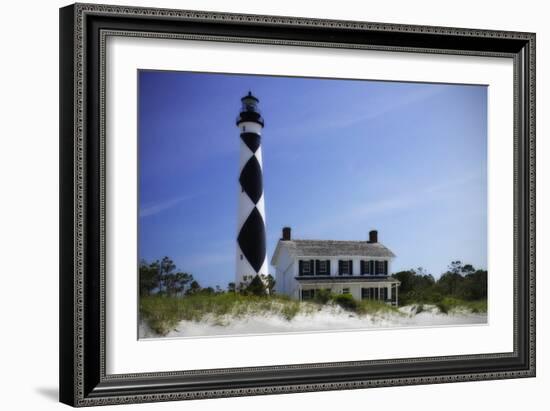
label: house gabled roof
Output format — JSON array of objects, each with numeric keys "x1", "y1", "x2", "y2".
[{"x1": 271, "y1": 239, "x2": 395, "y2": 266}]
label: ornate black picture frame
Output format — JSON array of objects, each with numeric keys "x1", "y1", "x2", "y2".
[{"x1": 59, "y1": 3, "x2": 535, "y2": 407}]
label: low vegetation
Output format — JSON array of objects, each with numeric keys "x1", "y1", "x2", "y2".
[
  {"x1": 140, "y1": 290, "x2": 400, "y2": 336},
  {"x1": 436, "y1": 297, "x2": 487, "y2": 314},
  {"x1": 140, "y1": 293, "x2": 306, "y2": 335},
  {"x1": 139, "y1": 257, "x2": 487, "y2": 336}
]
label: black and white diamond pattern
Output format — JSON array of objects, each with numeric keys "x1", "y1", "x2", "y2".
[
  {"x1": 240, "y1": 132, "x2": 261, "y2": 153},
  {"x1": 237, "y1": 207, "x2": 266, "y2": 272},
  {"x1": 239, "y1": 155, "x2": 263, "y2": 204},
  {"x1": 236, "y1": 130, "x2": 267, "y2": 282}
]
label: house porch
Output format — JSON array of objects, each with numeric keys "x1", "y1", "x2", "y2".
[{"x1": 295, "y1": 277, "x2": 400, "y2": 306}]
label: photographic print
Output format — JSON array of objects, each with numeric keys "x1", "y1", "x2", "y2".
[{"x1": 137, "y1": 70, "x2": 488, "y2": 339}]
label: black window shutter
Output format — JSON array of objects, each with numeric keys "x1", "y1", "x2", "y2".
[
  {"x1": 299, "y1": 260, "x2": 303, "y2": 276},
  {"x1": 349, "y1": 260, "x2": 353, "y2": 275},
  {"x1": 338, "y1": 260, "x2": 343, "y2": 275},
  {"x1": 326, "y1": 260, "x2": 331, "y2": 275},
  {"x1": 360, "y1": 260, "x2": 365, "y2": 275},
  {"x1": 315, "y1": 259, "x2": 320, "y2": 275},
  {"x1": 310, "y1": 260, "x2": 315, "y2": 275},
  {"x1": 384, "y1": 260, "x2": 388, "y2": 275},
  {"x1": 369, "y1": 260, "x2": 374, "y2": 275}
]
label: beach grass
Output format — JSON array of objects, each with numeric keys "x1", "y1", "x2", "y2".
[
  {"x1": 140, "y1": 292, "x2": 400, "y2": 336},
  {"x1": 435, "y1": 297, "x2": 487, "y2": 314},
  {"x1": 140, "y1": 293, "x2": 310, "y2": 335}
]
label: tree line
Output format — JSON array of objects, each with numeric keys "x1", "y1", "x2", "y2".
[
  {"x1": 140, "y1": 257, "x2": 487, "y2": 304},
  {"x1": 139, "y1": 257, "x2": 275, "y2": 298},
  {"x1": 393, "y1": 261, "x2": 487, "y2": 305}
]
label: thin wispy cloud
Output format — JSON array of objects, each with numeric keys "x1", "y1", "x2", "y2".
[
  {"x1": 352, "y1": 172, "x2": 481, "y2": 218},
  {"x1": 311, "y1": 172, "x2": 483, "y2": 235},
  {"x1": 139, "y1": 194, "x2": 198, "y2": 218},
  {"x1": 318, "y1": 86, "x2": 445, "y2": 132},
  {"x1": 270, "y1": 85, "x2": 445, "y2": 140}
]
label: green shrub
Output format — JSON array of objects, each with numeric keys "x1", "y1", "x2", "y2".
[
  {"x1": 465, "y1": 300, "x2": 487, "y2": 313},
  {"x1": 244, "y1": 274, "x2": 267, "y2": 296},
  {"x1": 429, "y1": 292, "x2": 443, "y2": 303},
  {"x1": 436, "y1": 301, "x2": 449, "y2": 314},
  {"x1": 332, "y1": 294, "x2": 358, "y2": 311},
  {"x1": 313, "y1": 289, "x2": 333, "y2": 304}
]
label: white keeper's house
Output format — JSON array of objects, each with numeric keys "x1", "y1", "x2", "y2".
[{"x1": 271, "y1": 227, "x2": 400, "y2": 305}]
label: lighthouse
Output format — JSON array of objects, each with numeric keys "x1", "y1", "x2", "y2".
[{"x1": 235, "y1": 91, "x2": 268, "y2": 288}]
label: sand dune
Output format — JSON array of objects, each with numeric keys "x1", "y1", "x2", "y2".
[{"x1": 139, "y1": 304, "x2": 487, "y2": 339}]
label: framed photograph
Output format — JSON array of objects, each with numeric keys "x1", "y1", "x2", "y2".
[{"x1": 59, "y1": 3, "x2": 535, "y2": 407}]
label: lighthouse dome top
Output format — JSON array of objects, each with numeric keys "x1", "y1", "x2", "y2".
[
  {"x1": 241, "y1": 91, "x2": 259, "y2": 103},
  {"x1": 236, "y1": 91, "x2": 264, "y2": 127}
]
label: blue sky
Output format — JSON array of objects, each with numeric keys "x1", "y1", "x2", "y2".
[{"x1": 138, "y1": 70, "x2": 487, "y2": 288}]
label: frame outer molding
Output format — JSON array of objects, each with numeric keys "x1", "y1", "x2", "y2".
[{"x1": 59, "y1": 2, "x2": 536, "y2": 407}]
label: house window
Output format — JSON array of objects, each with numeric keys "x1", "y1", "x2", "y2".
[
  {"x1": 361, "y1": 260, "x2": 371, "y2": 275},
  {"x1": 301, "y1": 289, "x2": 315, "y2": 300},
  {"x1": 318, "y1": 260, "x2": 327, "y2": 274},
  {"x1": 339, "y1": 260, "x2": 352, "y2": 275},
  {"x1": 342, "y1": 288, "x2": 350, "y2": 295},
  {"x1": 302, "y1": 260, "x2": 311, "y2": 275},
  {"x1": 375, "y1": 260, "x2": 388, "y2": 275}
]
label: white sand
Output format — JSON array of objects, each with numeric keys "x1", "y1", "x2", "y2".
[{"x1": 139, "y1": 304, "x2": 487, "y2": 339}]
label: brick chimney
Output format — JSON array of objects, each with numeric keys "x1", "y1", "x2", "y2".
[
  {"x1": 282, "y1": 227, "x2": 291, "y2": 241},
  {"x1": 368, "y1": 230, "x2": 378, "y2": 243}
]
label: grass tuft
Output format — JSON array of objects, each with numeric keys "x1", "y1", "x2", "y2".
[{"x1": 436, "y1": 297, "x2": 487, "y2": 314}]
